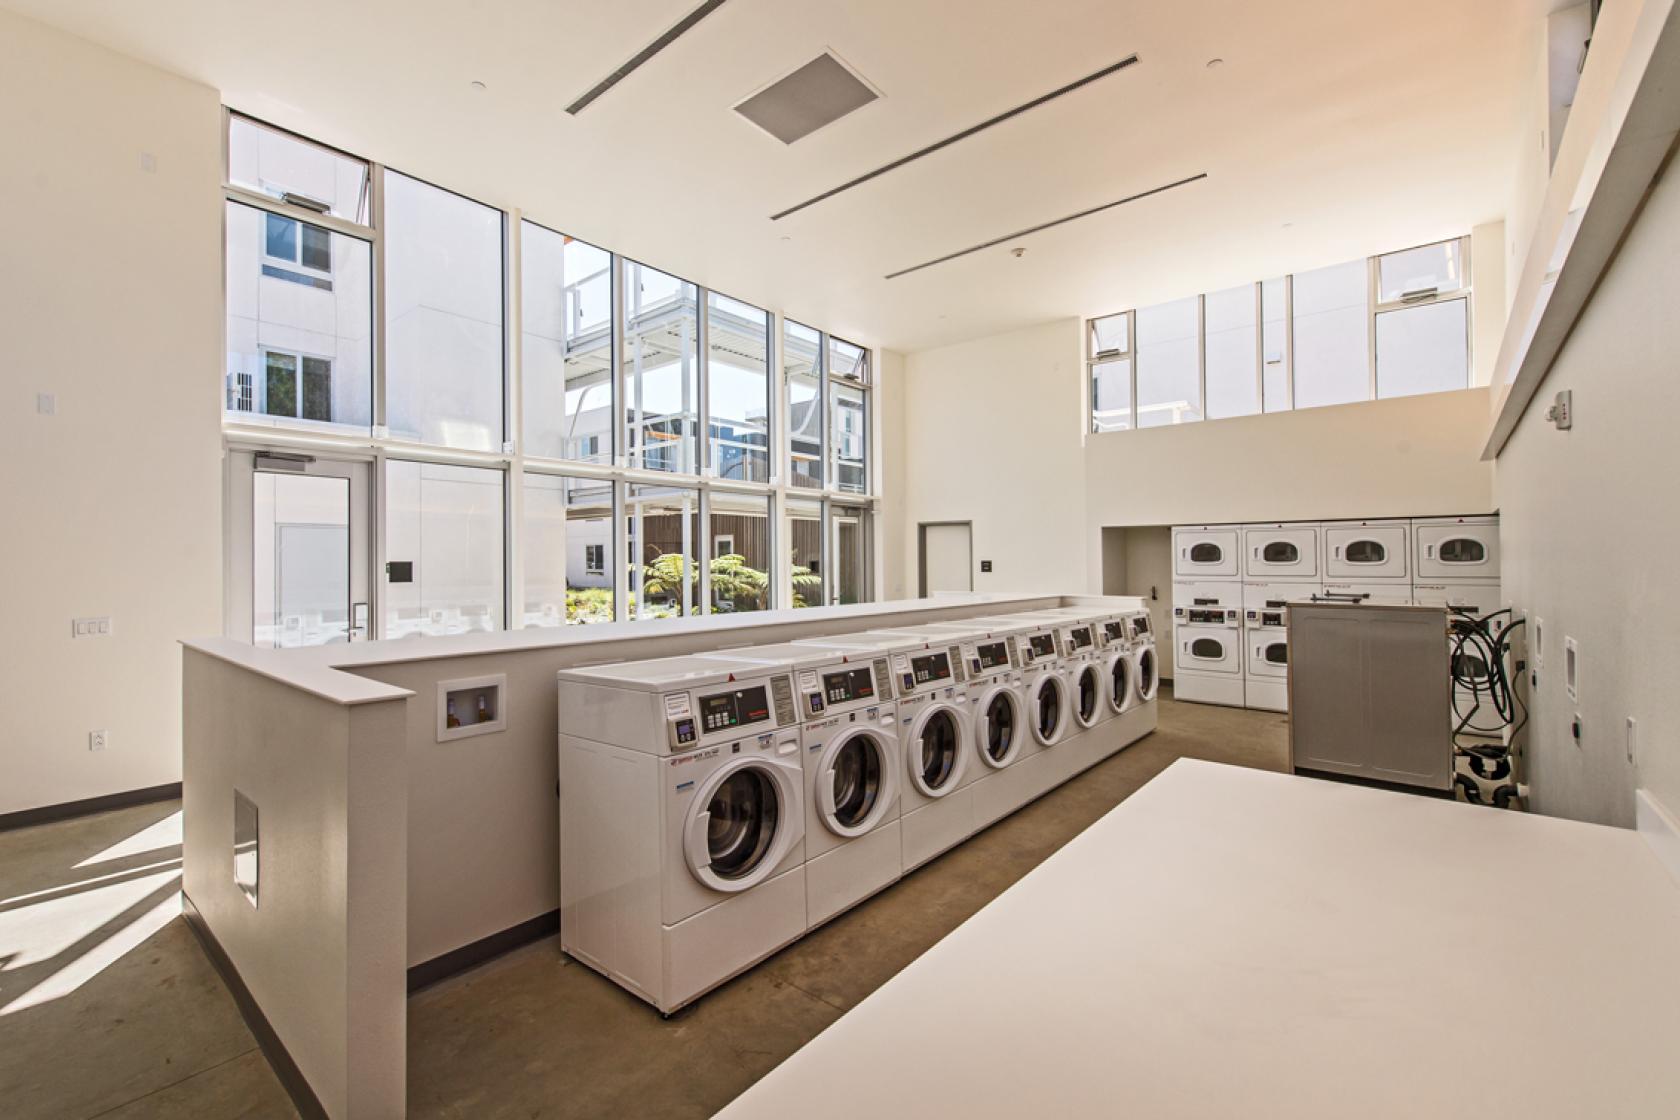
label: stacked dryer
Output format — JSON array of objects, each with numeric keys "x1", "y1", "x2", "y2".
[
  {"x1": 1322, "y1": 518, "x2": 1414, "y2": 606},
  {"x1": 1240, "y1": 522, "x2": 1322, "y2": 712},
  {"x1": 1408, "y1": 516, "x2": 1503, "y2": 724},
  {"x1": 1171, "y1": 525, "x2": 1245, "y2": 706}
]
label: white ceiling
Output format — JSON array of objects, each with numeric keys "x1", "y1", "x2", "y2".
[{"x1": 6, "y1": 0, "x2": 1557, "y2": 353}]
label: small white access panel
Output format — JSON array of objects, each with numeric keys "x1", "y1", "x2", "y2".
[
  {"x1": 1173, "y1": 526, "x2": 1240, "y2": 580},
  {"x1": 1324, "y1": 520, "x2": 1410, "y2": 582},
  {"x1": 1241, "y1": 523, "x2": 1319, "y2": 581},
  {"x1": 1413, "y1": 516, "x2": 1500, "y2": 582}
]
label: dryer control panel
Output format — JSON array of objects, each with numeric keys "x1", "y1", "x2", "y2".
[
  {"x1": 1175, "y1": 606, "x2": 1241, "y2": 627},
  {"x1": 1245, "y1": 608, "x2": 1287, "y2": 629}
]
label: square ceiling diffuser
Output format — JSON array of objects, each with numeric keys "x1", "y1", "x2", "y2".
[{"x1": 735, "y1": 52, "x2": 879, "y2": 144}]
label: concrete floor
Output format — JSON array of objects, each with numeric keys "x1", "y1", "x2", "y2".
[{"x1": 0, "y1": 689, "x2": 1287, "y2": 1119}]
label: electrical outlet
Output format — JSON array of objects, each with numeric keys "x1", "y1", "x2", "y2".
[
  {"x1": 89, "y1": 730, "x2": 109, "y2": 751},
  {"x1": 1626, "y1": 717, "x2": 1638, "y2": 765}
]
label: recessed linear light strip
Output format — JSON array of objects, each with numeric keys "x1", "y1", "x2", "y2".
[
  {"x1": 566, "y1": 0, "x2": 730, "y2": 115},
  {"x1": 883, "y1": 172, "x2": 1208, "y2": 280},
  {"x1": 770, "y1": 54, "x2": 1140, "y2": 222}
]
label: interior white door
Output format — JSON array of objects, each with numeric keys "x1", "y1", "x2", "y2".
[
  {"x1": 227, "y1": 450, "x2": 372, "y2": 647},
  {"x1": 921, "y1": 523, "x2": 973, "y2": 595}
]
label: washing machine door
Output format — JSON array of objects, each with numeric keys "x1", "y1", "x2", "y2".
[
  {"x1": 817, "y1": 726, "x2": 897, "y2": 839},
  {"x1": 1071, "y1": 661, "x2": 1103, "y2": 728},
  {"x1": 1028, "y1": 671, "x2": 1069, "y2": 746},
  {"x1": 1132, "y1": 644, "x2": 1159, "y2": 702},
  {"x1": 684, "y1": 756, "x2": 803, "y2": 894},
  {"x1": 906, "y1": 702, "x2": 969, "y2": 797},
  {"x1": 974, "y1": 683, "x2": 1024, "y2": 769},
  {"x1": 1105, "y1": 650, "x2": 1133, "y2": 713},
  {"x1": 1248, "y1": 633, "x2": 1289, "y2": 680}
]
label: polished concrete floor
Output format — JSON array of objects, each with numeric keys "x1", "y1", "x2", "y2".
[{"x1": 0, "y1": 689, "x2": 1288, "y2": 1119}]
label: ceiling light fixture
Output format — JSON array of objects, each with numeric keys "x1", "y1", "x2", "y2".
[{"x1": 565, "y1": 0, "x2": 730, "y2": 114}]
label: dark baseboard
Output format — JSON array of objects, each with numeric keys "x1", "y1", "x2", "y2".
[
  {"x1": 0, "y1": 782, "x2": 181, "y2": 833},
  {"x1": 408, "y1": 909, "x2": 560, "y2": 994},
  {"x1": 182, "y1": 893, "x2": 329, "y2": 1120}
]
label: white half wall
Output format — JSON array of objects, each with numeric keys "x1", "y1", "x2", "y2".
[
  {"x1": 0, "y1": 10, "x2": 223, "y2": 815},
  {"x1": 1496, "y1": 151, "x2": 1680, "y2": 828}
]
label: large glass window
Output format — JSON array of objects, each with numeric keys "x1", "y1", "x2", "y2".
[
  {"x1": 710, "y1": 492, "x2": 772, "y2": 614},
  {"x1": 1135, "y1": 297, "x2": 1202, "y2": 427},
  {"x1": 384, "y1": 461, "x2": 505, "y2": 637},
  {"x1": 785, "y1": 321, "x2": 824, "y2": 490},
  {"x1": 1203, "y1": 284, "x2": 1259, "y2": 420},
  {"x1": 624, "y1": 262, "x2": 699, "y2": 475},
  {"x1": 522, "y1": 472, "x2": 616, "y2": 626},
  {"x1": 225, "y1": 201, "x2": 372, "y2": 433},
  {"x1": 1376, "y1": 300, "x2": 1470, "y2": 398},
  {"x1": 1088, "y1": 311, "x2": 1134, "y2": 432},
  {"x1": 707, "y1": 294, "x2": 771, "y2": 482},
  {"x1": 1261, "y1": 278, "x2": 1290, "y2": 412},
  {"x1": 522, "y1": 224, "x2": 613, "y2": 464},
  {"x1": 627, "y1": 484, "x2": 700, "y2": 620},
  {"x1": 831, "y1": 381, "x2": 867, "y2": 495},
  {"x1": 831, "y1": 505, "x2": 868, "y2": 606},
  {"x1": 252, "y1": 472, "x2": 350, "y2": 648},
  {"x1": 228, "y1": 116, "x2": 369, "y2": 222},
  {"x1": 789, "y1": 499, "x2": 824, "y2": 608},
  {"x1": 384, "y1": 172, "x2": 505, "y2": 451},
  {"x1": 1377, "y1": 239, "x2": 1466, "y2": 303},
  {"x1": 1291, "y1": 260, "x2": 1369, "y2": 409}
]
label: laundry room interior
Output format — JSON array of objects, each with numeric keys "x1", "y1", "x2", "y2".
[{"x1": 3, "y1": 1, "x2": 1679, "y2": 1118}]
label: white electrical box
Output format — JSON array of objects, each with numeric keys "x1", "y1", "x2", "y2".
[{"x1": 437, "y1": 673, "x2": 507, "y2": 743}]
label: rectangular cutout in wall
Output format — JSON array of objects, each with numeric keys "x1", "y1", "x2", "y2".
[
  {"x1": 438, "y1": 673, "x2": 507, "y2": 742},
  {"x1": 1565, "y1": 637, "x2": 1579, "y2": 702},
  {"x1": 234, "y1": 790, "x2": 259, "y2": 909}
]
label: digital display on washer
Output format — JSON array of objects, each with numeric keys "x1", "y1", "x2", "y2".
[
  {"x1": 822, "y1": 667, "x2": 876, "y2": 704},
  {"x1": 1069, "y1": 626, "x2": 1093, "y2": 649},
  {"x1": 911, "y1": 652, "x2": 951, "y2": 685},
  {"x1": 1133, "y1": 616, "x2": 1151, "y2": 635},
  {"x1": 698, "y1": 686, "x2": 771, "y2": 732},
  {"x1": 1103, "y1": 621, "x2": 1126, "y2": 642},
  {"x1": 975, "y1": 640, "x2": 1010, "y2": 670},
  {"x1": 1028, "y1": 634, "x2": 1055, "y2": 658}
]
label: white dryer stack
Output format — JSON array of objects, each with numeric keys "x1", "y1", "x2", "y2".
[
  {"x1": 1322, "y1": 518, "x2": 1414, "y2": 606},
  {"x1": 557, "y1": 655, "x2": 806, "y2": 1014},
  {"x1": 1171, "y1": 525, "x2": 1245, "y2": 706},
  {"x1": 1240, "y1": 522, "x2": 1322, "y2": 712},
  {"x1": 1408, "y1": 516, "x2": 1503, "y2": 728}
]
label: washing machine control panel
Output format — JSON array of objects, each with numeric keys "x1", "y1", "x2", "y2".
[
  {"x1": 800, "y1": 659, "x2": 894, "y2": 720},
  {"x1": 1129, "y1": 613, "x2": 1151, "y2": 638},
  {"x1": 964, "y1": 637, "x2": 1016, "y2": 677},
  {"x1": 664, "y1": 674, "x2": 795, "y2": 749},
  {"x1": 1099, "y1": 620, "x2": 1128, "y2": 648},
  {"x1": 1019, "y1": 631, "x2": 1058, "y2": 666},
  {"x1": 1058, "y1": 624, "x2": 1096, "y2": 657}
]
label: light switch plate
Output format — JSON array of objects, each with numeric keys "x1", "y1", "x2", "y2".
[
  {"x1": 89, "y1": 730, "x2": 108, "y2": 751},
  {"x1": 37, "y1": 393, "x2": 56, "y2": 415},
  {"x1": 72, "y1": 616, "x2": 112, "y2": 638}
]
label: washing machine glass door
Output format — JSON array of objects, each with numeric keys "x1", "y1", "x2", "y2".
[
  {"x1": 685, "y1": 758, "x2": 798, "y2": 893},
  {"x1": 1133, "y1": 645, "x2": 1159, "y2": 701},
  {"x1": 1106, "y1": 651, "x2": 1132, "y2": 712},
  {"x1": 908, "y1": 704, "x2": 966, "y2": 797},
  {"x1": 1030, "y1": 673, "x2": 1067, "y2": 745},
  {"x1": 819, "y1": 728, "x2": 892, "y2": 838},
  {"x1": 976, "y1": 684, "x2": 1022, "y2": 769},
  {"x1": 1072, "y1": 662, "x2": 1102, "y2": 727}
]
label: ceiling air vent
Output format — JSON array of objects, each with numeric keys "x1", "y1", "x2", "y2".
[{"x1": 735, "y1": 53, "x2": 879, "y2": 145}]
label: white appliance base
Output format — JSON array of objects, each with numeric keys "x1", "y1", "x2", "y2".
[
  {"x1": 1245, "y1": 679, "x2": 1288, "y2": 712},
  {"x1": 1174, "y1": 672, "x2": 1247, "y2": 707},
  {"x1": 806, "y1": 820, "x2": 902, "y2": 928},
  {"x1": 902, "y1": 787, "x2": 977, "y2": 872}
]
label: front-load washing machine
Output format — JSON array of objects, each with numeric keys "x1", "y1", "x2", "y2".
[
  {"x1": 1171, "y1": 604, "x2": 1245, "y2": 706},
  {"x1": 797, "y1": 632, "x2": 978, "y2": 872},
  {"x1": 1413, "y1": 516, "x2": 1500, "y2": 584},
  {"x1": 1127, "y1": 612, "x2": 1161, "y2": 707},
  {"x1": 696, "y1": 641, "x2": 902, "y2": 928},
  {"x1": 916, "y1": 618, "x2": 1042, "y2": 828},
  {"x1": 974, "y1": 614, "x2": 1079, "y2": 794},
  {"x1": 556, "y1": 655, "x2": 805, "y2": 1014},
  {"x1": 1173, "y1": 524, "x2": 1242, "y2": 580},
  {"x1": 1323, "y1": 518, "x2": 1411, "y2": 587}
]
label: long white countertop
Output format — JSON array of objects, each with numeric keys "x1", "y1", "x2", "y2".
[
  {"x1": 180, "y1": 592, "x2": 1083, "y2": 705},
  {"x1": 717, "y1": 760, "x2": 1680, "y2": 1119}
]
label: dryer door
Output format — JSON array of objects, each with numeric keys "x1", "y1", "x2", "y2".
[
  {"x1": 684, "y1": 756, "x2": 802, "y2": 894},
  {"x1": 1174, "y1": 528, "x2": 1240, "y2": 579},
  {"x1": 1248, "y1": 633, "x2": 1290, "y2": 680},
  {"x1": 1325, "y1": 524, "x2": 1409, "y2": 580},
  {"x1": 817, "y1": 726, "x2": 897, "y2": 839},
  {"x1": 1178, "y1": 628, "x2": 1243, "y2": 675},
  {"x1": 1242, "y1": 526, "x2": 1319, "y2": 580},
  {"x1": 1415, "y1": 519, "x2": 1499, "y2": 581}
]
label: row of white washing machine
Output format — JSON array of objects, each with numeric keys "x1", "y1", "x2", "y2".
[
  {"x1": 1171, "y1": 516, "x2": 1501, "y2": 712},
  {"x1": 554, "y1": 604, "x2": 1159, "y2": 1014}
]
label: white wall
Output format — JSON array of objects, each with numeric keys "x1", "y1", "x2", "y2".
[
  {"x1": 893, "y1": 314, "x2": 1496, "y2": 599},
  {"x1": 1496, "y1": 155, "x2": 1680, "y2": 828},
  {"x1": 0, "y1": 10, "x2": 223, "y2": 815},
  {"x1": 899, "y1": 319, "x2": 1088, "y2": 593}
]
